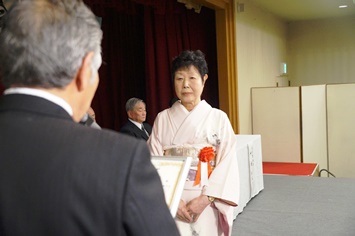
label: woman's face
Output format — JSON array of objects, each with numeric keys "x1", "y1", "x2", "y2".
[{"x1": 174, "y1": 65, "x2": 208, "y2": 111}]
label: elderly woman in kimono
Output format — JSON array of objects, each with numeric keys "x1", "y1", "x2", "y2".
[{"x1": 148, "y1": 50, "x2": 240, "y2": 236}]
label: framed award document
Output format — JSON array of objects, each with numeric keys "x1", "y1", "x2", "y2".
[{"x1": 151, "y1": 156, "x2": 192, "y2": 218}]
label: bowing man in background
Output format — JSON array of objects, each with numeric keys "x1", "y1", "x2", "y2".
[
  {"x1": 0, "y1": 0, "x2": 179, "y2": 235},
  {"x1": 80, "y1": 107, "x2": 101, "y2": 129},
  {"x1": 119, "y1": 97, "x2": 152, "y2": 141}
]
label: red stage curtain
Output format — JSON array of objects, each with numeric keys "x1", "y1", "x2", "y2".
[
  {"x1": 142, "y1": 1, "x2": 218, "y2": 125},
  {"x1": 85, "y1": 0, "x2": 147, "y2": 130},
  {"x1": 0, "y1": 0, "x2": 218, "y2": 132},
  {"x1": 86, "y1": 0, "x2": 218, "y2": 130}
]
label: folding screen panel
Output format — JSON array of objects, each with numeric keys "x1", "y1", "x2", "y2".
[
  {"x1": 301, "y1": 85, "x2": 328, "y2": 171},
  {"x1": 251, "y1": 87, "x2": 301, "y2": 162},
  {"x1": 327, "y1": 83, "x2": 355, "y2": 178}
]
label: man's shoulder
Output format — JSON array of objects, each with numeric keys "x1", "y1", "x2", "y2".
[
  {"x1": 121, "y1": 120, "x2": 136, "y2": 128},
  {"x1": 143, "y1": 122, "x2": 152, "y2": 129},
  {"x1": 82, "y1": 125, "x2": 137, "y2": 142},
  {"x1": 119, "y1": 120, "x2": 136, "y2": 133},
  {"x1": 66, "y1": 123, "x2": 144, "y2": 150}
]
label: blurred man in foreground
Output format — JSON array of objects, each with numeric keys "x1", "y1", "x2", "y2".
[{"x1": 0, "y1": 0, "x2": 179, "y2": 235}]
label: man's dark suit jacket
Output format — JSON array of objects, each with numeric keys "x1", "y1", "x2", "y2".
[
  {"x1": 0, "y1": 94, "x2": 179, "y2": 236},
  {"x1": 119, "y1": 120, "x2": 152, "y2": 141}
]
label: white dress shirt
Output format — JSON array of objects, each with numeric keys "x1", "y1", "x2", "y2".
[{"x1": 128, "y1": 118, "x2": 143, "y2": 130}]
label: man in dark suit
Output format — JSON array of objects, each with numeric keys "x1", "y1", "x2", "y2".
[
  {"x1": 120, "y1": 97, "x2": 152, "y2": 141},
  {"x1": 0, "y1": 1, "x2": 179, "y2": 235}
]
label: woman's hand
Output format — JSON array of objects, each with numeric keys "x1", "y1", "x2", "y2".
[
  {"x1": 176, "y1": 200, "x2": 194, "y2": 223},
  {"x1": 185, "y1": 195, "x2": 210, "y2": 222}
]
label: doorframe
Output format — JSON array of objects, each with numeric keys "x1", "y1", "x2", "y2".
[{"x1": 194, "y1": 0, "x2": 239, "y2": 133}]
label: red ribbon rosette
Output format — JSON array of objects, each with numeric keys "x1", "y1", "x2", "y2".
[{"x1": 194, "y1": 146, "x2": 215, "y2": 186}]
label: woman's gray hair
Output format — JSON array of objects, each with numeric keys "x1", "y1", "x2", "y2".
[
  {"x1": 126, "y1": 98, "x2": 144, "y2": 112},
  {"x1": 0, "y1": 0, "x2": 103, "y2": 88}
]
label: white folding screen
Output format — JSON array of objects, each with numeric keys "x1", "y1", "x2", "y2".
[
  {"x1": 251, "y1": 87, "x2": 301, "y2": 162},
  {"x1": 251, "y1": 83, "x2": 355, "y2": 178},
  {"x1": 327, "y1": 83, "x2": 355, "y2": 178},
  {"x1": 301, "y1": 85, "x2": 328, "y2": 171}
]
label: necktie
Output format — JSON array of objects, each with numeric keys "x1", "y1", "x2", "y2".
[{"x1": 141, "y1": 125, "x2": 149, "y2": 137}]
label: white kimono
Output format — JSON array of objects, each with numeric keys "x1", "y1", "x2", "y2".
[{"x1": 148, "y1": 100, "x2": 240, "y2": 236}]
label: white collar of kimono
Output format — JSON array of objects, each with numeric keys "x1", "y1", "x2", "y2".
[{"x1": 168, "y1": 100, "x2": 212, "y2": 145}]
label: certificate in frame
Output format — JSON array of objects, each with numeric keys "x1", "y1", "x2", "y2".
[{"x1": 151, "y1": 156, "x2": 192, "y2": 218}]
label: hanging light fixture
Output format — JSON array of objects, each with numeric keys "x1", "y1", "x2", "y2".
[{"x1": 177, "y1": 0, "x2": 202, "y2": 13}]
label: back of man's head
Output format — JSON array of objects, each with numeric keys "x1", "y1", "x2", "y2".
[{"x1": 0, "y1": 0, "x2": 102, "y2": 89}]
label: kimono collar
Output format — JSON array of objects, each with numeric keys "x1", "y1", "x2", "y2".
[{"x1": 168, "y1": 100, "x2": 212, "y2": 145}]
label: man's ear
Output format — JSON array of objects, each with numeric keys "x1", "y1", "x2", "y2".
[
  {"x1": 75, "y1": 51, "x2": 94, "y2": 92},
  {"x1": 127, "y1": 110, "x2": 133, "y2": 119}
]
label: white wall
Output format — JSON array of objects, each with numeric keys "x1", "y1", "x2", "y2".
[
  {"x1": 288, "y1": 16, "x2": 355, "y2": 86},
  {"x1": 235, "y1": 0, "x2": 288, "y2": 134},
  {"x1": 235, "y1": 3, "x2": 355, "y2": 135}
]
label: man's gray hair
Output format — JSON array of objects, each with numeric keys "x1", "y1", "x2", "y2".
[
  {"x1": 126, "y1": 97, "x2": 144, "y2": 112},
  {"x1": 0, "y1": 0, "x2": 102, "y2": 89}
]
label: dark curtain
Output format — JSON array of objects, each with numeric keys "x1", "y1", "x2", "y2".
[
  {"x1": 0, "y1": 0, "x2": 218, "y2": 131},
  {"x1": 85, "y1": 0, "x2": 147, "y2": 130},
  {"x1": 141, "y1": 1, "x2": 219, "y2": 125},
  {"x1": 86, "y1": 0, "x2": 218, "y2": 130}
]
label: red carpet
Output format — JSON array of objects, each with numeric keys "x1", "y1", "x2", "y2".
[{"x1": 263, "y1": 162, "x2": 318, "y2": 176}]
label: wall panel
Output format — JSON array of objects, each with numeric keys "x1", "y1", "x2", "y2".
[{"x1": 251, "y1": 87, "x2": 301, "y2": 162}]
